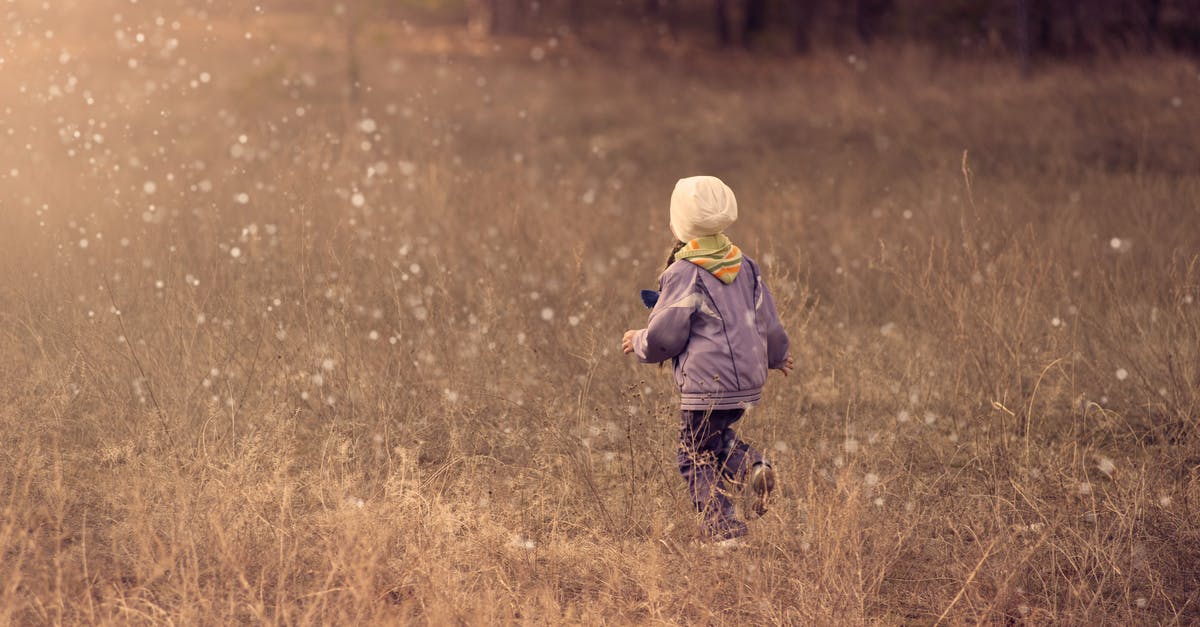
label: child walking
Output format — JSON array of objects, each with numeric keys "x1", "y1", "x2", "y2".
[{"x1": 622, "y1": 175, "x2": 793, "y2": 543}]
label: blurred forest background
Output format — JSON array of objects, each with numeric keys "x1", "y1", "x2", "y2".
[{"x1": 342, "y1": 0, "x2": 1200, "y2": 66}]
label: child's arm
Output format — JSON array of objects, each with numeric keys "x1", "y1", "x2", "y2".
[
  {"x1": 758, "y1": 274, "x2": 791, "y2": 371},
  {"x1": 624, "y1": 269, "x2": 696, "y2": 364}
]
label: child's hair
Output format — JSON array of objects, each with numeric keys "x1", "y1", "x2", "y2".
[{"x1": 665, "y1": 240, "x2": 686, "y2": 270}]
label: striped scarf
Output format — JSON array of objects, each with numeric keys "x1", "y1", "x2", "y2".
[{"x1": 674, "y1": 234, "x2": 743, "y2": 284}]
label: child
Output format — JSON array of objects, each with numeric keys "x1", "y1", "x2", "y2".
[{"x1": 622, "y1": 175, "x2": 793, "y2": 544}]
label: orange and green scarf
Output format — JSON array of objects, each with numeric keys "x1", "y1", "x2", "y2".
[{"x1": 674, "y1": 234, "x2": 742, "y2": 284}]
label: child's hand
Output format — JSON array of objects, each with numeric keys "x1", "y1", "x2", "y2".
[
  {"x1": 621, "y1": 329, "x2": 639, "y2": 355},
  {"x1": 776, "y1": 356, "x2": 795, "y2": 376}
]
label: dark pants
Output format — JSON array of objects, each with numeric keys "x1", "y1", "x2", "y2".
[{"x1": 678, "y1": 408, "x2": 764, "y2": 539}]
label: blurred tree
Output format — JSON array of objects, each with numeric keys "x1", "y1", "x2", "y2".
[
  {"x1": 567, "y1": 0, "x2": 583, "y2": 34},
  {"x1": 1015, "y1": 0, "x2": 1050, "y2": 74},
  {"x1": 643, "y1": 0, "x2": 681, "y2": 39},
  {"x1": 715, "y1": 0, "x2": 734, "y2": 45},
  {"x1": 466, "y1": 0, "x2": 526, "y2": 34},
  {"x1": 1060, "y1": 0, "x2": 1094, "y2": 55},
  {"x1": 745, "y1": 0, "x2": 769, "y2": 40},
  {"x1": 1136, "y1": 0, "x2": 1164, "y2": 49},
  {"x1": 855, "y1": 0, "x2": 894, "y2": 43},
  {"x1": 466, "y1": 0, "x2": 492, "y2": 35},
  {"x1": 452, "y1": 0, "x2": 1198, "y2": 60},
  {"x1": 1172, "y1": 0, "x2": 1200, "y2": 52},
  {"x1": 791, "y1": 0, "x2": 818, "y2": 52},
  {"x1": 471, "y1": 0, "x2": 584, "y2": 35},
  {"x1": 714, "y1": 0, "x2": 772, "y2": 47},
  {"x1": 1012, "y1": 0, "x2": 1168, "y2": 72}
]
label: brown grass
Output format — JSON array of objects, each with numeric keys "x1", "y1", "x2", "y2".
[{"x1": 2, "y1": 1, "x2": 1200, "y2": 624}]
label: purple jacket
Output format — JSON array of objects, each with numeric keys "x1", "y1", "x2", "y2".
[{"x1": 633, "y1": 255, "x2": 789, "y2": 410}]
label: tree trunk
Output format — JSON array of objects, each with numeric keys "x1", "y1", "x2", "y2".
[
  {"x1": 743, "y1": 0, "x2": 768, "y2": 46},
  {"x1": 792, "y1": 0, "x2": 816, "y2": 54},
  {"x1": 715, "y1": 0, "x2": 733, "y2": 46},
  {"x1": 467, "y1": 0, "x2": 492, "y2": 36},
  {"x1": 1016, "y1": 0, "x2": 1049, "y2": 76},
  {"x1": 855, "y1": 0, "x2": 892, "y2": 44},
  {"x1": 1142, "y1": 0, "x2": 1163, "y2": 51},
  {"x1": 1064, "y1": 0, "x2": 1093, "y2": 55},
  {"x1": 567, "y1": 0, "x2": 583, "y2": 35}
]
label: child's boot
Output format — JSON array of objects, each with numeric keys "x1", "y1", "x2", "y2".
[{"x1": 743, "y1": 463, "x2": 775, "y2": 519}]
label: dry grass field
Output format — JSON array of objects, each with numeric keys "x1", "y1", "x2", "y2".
[{"x1": 3, "y1": 1, "x2": 1200, "y2": 624}]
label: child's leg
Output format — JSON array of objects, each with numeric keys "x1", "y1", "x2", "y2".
[
  {"x1": 716, "y1": 412, "x2": 775, "y2": 519},
  {"x1": 678, "y1": 409, "x2": 746, "y2": 539},
  {"x1": 717, "y1": 415, "x2": 766, "y2": 484}
]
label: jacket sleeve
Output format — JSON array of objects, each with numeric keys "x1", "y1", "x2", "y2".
[
  {"x1": 633, "y1": 267, "x2": 695, "y2": 364},
  {"x1": 757, "y1": 271, "x2": 790, "y2": 369}
]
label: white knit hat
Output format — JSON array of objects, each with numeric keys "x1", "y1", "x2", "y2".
[{"x1": 669, "y1": 176, "x2": 738, "y2": 243}]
